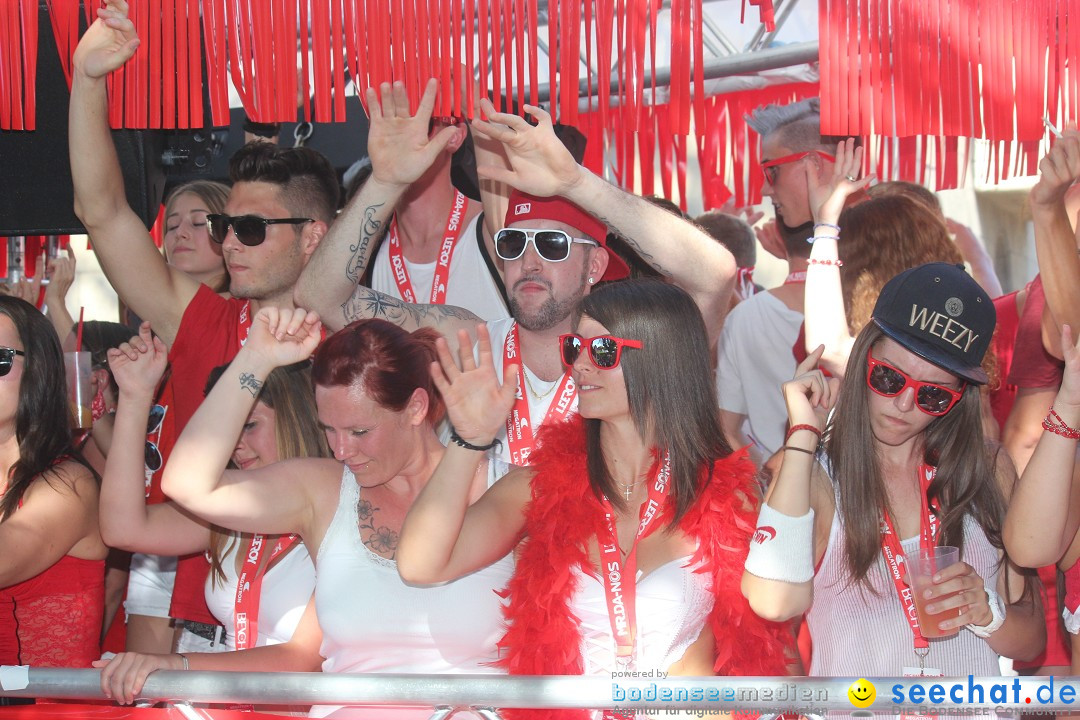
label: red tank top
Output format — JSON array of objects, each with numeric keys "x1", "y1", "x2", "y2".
[{"x1": 0, "y1": 555, "x2": 105, "y2": 666}]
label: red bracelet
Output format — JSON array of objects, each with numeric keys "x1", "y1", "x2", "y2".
[
  {"x1": 1043, "y1": 406, "x2": 1080, "y2": 440},
  {"x1": 786, "y1": 424, "x2": 822, "y2": 443}
]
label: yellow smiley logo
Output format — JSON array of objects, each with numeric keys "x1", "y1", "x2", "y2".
[{"x1": 848, "y1": 678, "x2": 876, "y2": 708}]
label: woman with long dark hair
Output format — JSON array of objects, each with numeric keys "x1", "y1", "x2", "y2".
[
  {"x1": 742, "y1": 262, "x2": 1044, "y2": 676},
  {"x1": 0, "y1": 296, "x2": 108, "y2": 668},
  {"x1": 398, "y1": 279, "x2": 788, "y2": 720}
]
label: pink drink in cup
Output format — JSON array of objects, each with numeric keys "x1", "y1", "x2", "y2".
[{"x1": 910, "y1": 545, "x2": 961, "y2": 638}]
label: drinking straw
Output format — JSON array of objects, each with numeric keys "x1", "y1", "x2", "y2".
[{"x1": 75, "y1": 307, "x2": 84, "y2": 352}]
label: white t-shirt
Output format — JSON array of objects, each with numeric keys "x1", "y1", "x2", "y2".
[
  {"x1": 370, "y1": 214, "x2": 509, "y2": 322},
  {"x1": 485, "y1": 316, "x2": 578, "y2": 466},
  {"x1": 203, "y1": 536, "x2": 315, "y2": 650},
  {"x1": 716, "y1": 291, "x2": 803, "y2": 457}
]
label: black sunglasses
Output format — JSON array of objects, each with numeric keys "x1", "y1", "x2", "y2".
[
  {"x1": 0, "y1": 347, "x2": 25, "y2": 377},
  {"x1": 559, "y1": 334, "x2": 643, "y2": 369},
  {"x1": 206, "y1": 214, "x2": 313, "y2": 247},
  {"x1": 145, "y1": 404, "x2": 166, "y2": 473},
  {"x1": 494, "y1": 228, "x2": 598, "y2": 263}
]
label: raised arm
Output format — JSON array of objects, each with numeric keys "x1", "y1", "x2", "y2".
[
  {"x1": 43, "y1": 248, "x2": 76, "y2": 342},
  {"x1": 1004, "y1": 324, "x2": 1080, "y2": 567},
  {"x1": 741, "y1": 347, "x2": 839, "y2": 621},
  {"x1": 69, "y1": 0, "x2": 199, "y2": 345},
  {"x1": 295, "y1": 79, "x2": 478, "y2": 344},
  {"x1": 471, "y1": 100, "x2": 734, "y2": 341},
  {"x1": 802, "y1": 140, "x2": 871, "y2": 377},
  {"x1": 1031, "y1": 131, "x2": 1080, "y2": 360},
  {"x1": 101, "y1": 323, "x2": 210, "y2": 555},
  {"x1": 398, "y1": 326, "x2": 528, "y2": 584},
  {"x1": 160, "y1": 307, "x2": 324, "y2": 535}
]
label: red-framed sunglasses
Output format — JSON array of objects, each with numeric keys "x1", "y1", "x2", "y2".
[
  {"x1": 865, "y1": 350, "x2": 965, "y2": 416},
  {"x1": 559, "y1": 334, "x2": 643, "y2": 369},
  {"x1": 760, "y1": 151, "x2": 837, "y2": 184}
]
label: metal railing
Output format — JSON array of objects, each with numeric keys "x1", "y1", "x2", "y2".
[{"x1": 2, "y1": 670, "x2": 1079, "y2": 718}]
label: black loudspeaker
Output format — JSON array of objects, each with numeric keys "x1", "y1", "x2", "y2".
[{"x1": 0, "y1": 1, "x2": 165, "y2": 236}]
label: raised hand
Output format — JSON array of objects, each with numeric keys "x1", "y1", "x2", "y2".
[
  {"x1": 365, "y1": 79, "x2": 459, "y2": 190},
  {"x1": 107, "y1": 321, "x2": 168, "y2": 397},
  {"x1": 7, "y1": 255, "x2": 44, "y2": 309},
  {"x1": 93, "y1": 652, "x2": 183, "y2": 706},
  {"x1": 243, "y1": 307, "x2": 322, "y2": 370},
  {"x1": 1031, "y1": 130, "x2": 1080, "y2": 211},
  {"x1": 430, "y1": 324, "x2": 518, "y2": 446},
  {"x1": 72, "y1": 0, "x2": 141, "y2": 80},
  {"x1": 782, "y1": 345, "x2": 840, "y2": 433},
  {"x1": 807, "y1": 138, "x2": 871, "y2": 226},
  {"x1": 44, "y1": 246, "x2": 76, "y2": 308},
  {"x1": 471, "y1": 99, "x2": 584, "y2": 198}
]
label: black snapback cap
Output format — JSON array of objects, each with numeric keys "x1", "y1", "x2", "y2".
[{"x1": 871, "y1": 262, "x2": 995, "y2": 385}]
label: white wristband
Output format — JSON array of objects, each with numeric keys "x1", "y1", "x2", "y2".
[
  {"x1": 966, "y1": 587, "x2": 1006, "y2": 638},
  {"x1": 744, "y1": 503, "x2": 815, "y2": 583}
]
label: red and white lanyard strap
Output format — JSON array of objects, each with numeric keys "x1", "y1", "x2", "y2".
[
  {"x1": 880, "y1": 464, "x2": 941, "y2": 649},
  {"x1": 599, "y1": 454, "x2": 672, "y2": 661},
  {"x1": 387, "y1": 191, "x2": 469, "y2": 305},
  {"x1": 233, "y1": 533, "x2": 298, "y2": 650},
  {"x1": 784, "y1": 271, "x2": 807, "y2": 284},
  {"x1": 237, "y1": 301, "x2": 252, "y2": 347},
  {"x1": 503, "y1": 323, "x2": 576, "y2": 466}
]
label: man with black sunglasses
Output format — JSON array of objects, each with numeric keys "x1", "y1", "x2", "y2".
[
  {"x1": 70, "y1": 4, "x2": 345, "y2": 655},
  {"x1": 297, "y1": 86, "x2": 736, "y2": 465}
]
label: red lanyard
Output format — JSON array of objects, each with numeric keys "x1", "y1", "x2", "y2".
[
  {"x1": 233, "y1": 533, "x2": 298, "y2": 650},
  {"x1": 880, "y1": 464, "x2": 941, "y2": 649},
  {"x1": 784, "y1": 271, "x2": 807, "y2": 284},
  {"x1": 387, "y1": 191, "x2": 468, "y2": 305},
  {"x1": 503, "y1": 324, "x2": 576, "y2": 465},
  {"x1": 237, "y1": 301, "x2": 252, "y2": 347},
  {"x1": 598, "y1": 453, "x2": 672, "y2": 661}
]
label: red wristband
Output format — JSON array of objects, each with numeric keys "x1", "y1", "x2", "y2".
[
  {"x1": 1044, "y1": 406, "x2": 1080, "y2": 440},
  {"x1": 786, "y1": 424, "x2": 822, "y2": 443}
]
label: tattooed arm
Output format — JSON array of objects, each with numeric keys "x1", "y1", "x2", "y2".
[
  {"x1": 338, "y1": 286, "x2": 482, "y2": 357},
  {"x1": 472, "y1": 99, "x2": 735, "y2": 344},
  {"x1": 295, "y1": 78, "x2": 463, "y2": 332}
]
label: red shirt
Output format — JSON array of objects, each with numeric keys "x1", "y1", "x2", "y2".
[{"x1": 166, "y1": 285, "x2": 250, "y2": 624}]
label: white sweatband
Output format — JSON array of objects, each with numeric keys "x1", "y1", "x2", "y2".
[
  {"x1": 966, "y1": 586, "x2": 1006, "y2": 638},
  {"x1": 744, "y1": 503, "x2": 816, "y2": 583}
]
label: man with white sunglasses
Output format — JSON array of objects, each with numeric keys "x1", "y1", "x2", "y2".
[{"x1": 297, "y1": 84, "x2": 735, "y2": 464}]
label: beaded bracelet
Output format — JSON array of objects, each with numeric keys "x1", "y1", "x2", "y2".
[
  {"x1": 808, "y1": 258, "x2": 843, "y2": 267},
  {"x1": 814, "y1": 222, "x2": 841, "y2": 232},
  {"x1": 1043, "y1": 406, "x2": 1080, "y2": 440},
  {"x1": 786, "y1": 424, "x2": 822, "y2": 442},
  {"x1": 449, "y1": 429, "x2": 502, "y2": 452},
  {"x1": 806, "y1": 235, "x2": 840, "y2": 244}
]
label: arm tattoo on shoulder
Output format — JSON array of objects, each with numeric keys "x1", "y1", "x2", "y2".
[
  {"x1": 238, "y1": 372, "x2": 263, "y2": 397},
  {"x1": 340, "y1": 287, "x2": 482, "y2": 328},
  {"x1": 345, "y1": 202, "x2": 386, "y2": 283}
]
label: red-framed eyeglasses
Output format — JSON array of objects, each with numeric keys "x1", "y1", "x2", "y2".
[
  {"x1": 559, "y1": 334, "x2": 643, "y2": 370},
  {"x1": 760, "y1": 151, "x2": 837, "y2": 184},
  {"x1": 865, "y1": 350, "x2": 966, "y2": 416}
]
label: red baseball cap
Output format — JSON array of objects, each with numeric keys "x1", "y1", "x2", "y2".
[{"x1": 504, "y1": 190, "x2": 630, "y2": 281}]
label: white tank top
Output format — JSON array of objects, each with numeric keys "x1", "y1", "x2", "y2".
[
  {"x1": 202, "y1": 536, "x2": 315, "y2": 650},
  {"x1": 807, "y1": 473, "x2": 1003, "y2": 677},
  {"x1": 573, "y1": 555, "x2": 713, "y2": 676},
  {"x1": 370, "y1": 215, "x2": 509, "y2": 322},
  {"x1": 311, "y1": 463, "x2": 514, "y2": 719}
]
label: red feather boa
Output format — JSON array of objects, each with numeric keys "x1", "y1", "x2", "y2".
[{"x1": 496, "y1": 416, "x2": 793, "y2": 720}]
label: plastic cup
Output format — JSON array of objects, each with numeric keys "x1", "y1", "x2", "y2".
[
  {"x1": 64, "y1": 351, "x2": 93, "y2": 430},
  {"x1": 910, "y1": 545, "x2": 961, "y2": 638}
]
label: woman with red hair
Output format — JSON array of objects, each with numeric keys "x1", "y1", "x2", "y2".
[{"x1": 98, "y1": 309, "x2": 512, "y2": 719}]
